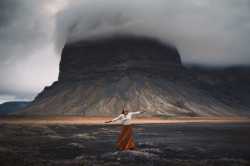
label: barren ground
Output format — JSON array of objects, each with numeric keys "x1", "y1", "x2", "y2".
[{"x1": 0, "y1": 116, "x2": 250, "y2": 166}]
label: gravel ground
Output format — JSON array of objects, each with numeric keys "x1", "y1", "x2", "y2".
[{"x1": 0, "y1": 122, "x2": 250, "y2": 166}]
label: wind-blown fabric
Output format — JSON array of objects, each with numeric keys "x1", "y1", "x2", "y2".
[{"x1": 116, "y1": 124, "x2": 135, "y2": 151}]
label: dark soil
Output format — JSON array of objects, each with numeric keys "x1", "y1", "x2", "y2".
[{"x1": 0, "y1": 123, "x2": 250, "y2": 166}]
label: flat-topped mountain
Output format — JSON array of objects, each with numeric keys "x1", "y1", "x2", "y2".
[
  {"x1": 12, "y1": 36, "x2": 250, "y2": 116},
  {"x1": 59, "y1": 36, "x2": 182, "y2": 82}
]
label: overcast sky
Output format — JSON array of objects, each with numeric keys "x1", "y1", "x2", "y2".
[{"x1": 0, "y1": 0, "x2": 250, "y2": 103}]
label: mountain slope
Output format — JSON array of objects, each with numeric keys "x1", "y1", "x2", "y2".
[
  {"x1": 11, "y1": 36, "x2": 250, "y2": 116},
  {"x1": 0, "y1": 101, "x2": 31, "y2": 115}
]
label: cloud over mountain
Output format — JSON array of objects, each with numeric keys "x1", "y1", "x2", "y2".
[{"x1": 0, "y1": 0, "x2": 250, "y2": 103}]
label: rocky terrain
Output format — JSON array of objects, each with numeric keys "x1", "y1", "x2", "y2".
[
  {"x1": 12, "y1": 35, "x2": 250, "y2": 116},
  {"x1": 0, "y1": 122, "x2": 250, "y2": 166}
]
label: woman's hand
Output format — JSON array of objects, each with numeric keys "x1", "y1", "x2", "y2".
[{"x1": 140, "y1": 109, "x2": 147, "y2": 113}]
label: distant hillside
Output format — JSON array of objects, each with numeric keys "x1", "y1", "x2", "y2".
[
  {"x1": 11, "y1": 35, "x2": 250, "y2": 116},
  {"x1": 0, "y1": 101, "x2": 31, "y2": 115}
]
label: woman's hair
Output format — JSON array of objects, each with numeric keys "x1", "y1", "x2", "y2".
[{"x1": 121, "y1": 108, "x2": 125, "y2": 114}]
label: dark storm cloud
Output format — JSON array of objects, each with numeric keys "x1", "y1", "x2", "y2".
[
  {"x1": 1, "y1": 0, "x2": 250, "y2": 103},
  {"x1": 55, "y1": 0, "x2": 250, "y2": 66},
  {"x1": 0, "y1": 0, "x2": 54, "y2": 62},
  {"x1": 0, "y1": 1, "x2": 20, "y2": 26},
  {"x1": 0, "y1": 0, "x2": 65, "y2": 103}
]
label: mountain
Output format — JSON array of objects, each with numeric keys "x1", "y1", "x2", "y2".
[
  {"x1": 11, "y1": 35, "x2": 250, "y2": 116},
  {"x1": 0, "y1": 101, "x2": 31, "y2": 115}
]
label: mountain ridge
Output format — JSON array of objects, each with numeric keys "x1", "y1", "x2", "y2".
[
  {"x1": 0, "y1": 101, "x2": 31, "y2": 115},
  {"x1": 11, "y1": 36, "x2": 250, "y2": 116}
]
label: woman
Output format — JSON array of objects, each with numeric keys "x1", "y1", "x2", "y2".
[{"x1": 105, "y1": 108, "x2": 147, "y2": 151}]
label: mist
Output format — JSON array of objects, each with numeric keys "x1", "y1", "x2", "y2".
[
  {"x1": 0, "y1": 0, "x2": 68, "y2": 103},
  {"x1": 55, "y1": 0, "x2": 250, "y2": 66},
  {"x1": 0, "y1": 0, "x2": 250, "y2": 103}
]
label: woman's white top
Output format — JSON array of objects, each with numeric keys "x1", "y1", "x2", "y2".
[{"x1": 112, "y1": 111, "x2": 141, "y2": 125}]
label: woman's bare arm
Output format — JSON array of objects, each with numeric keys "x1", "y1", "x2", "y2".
[
  {"x1": 140, "y1": 109, "x2": 147, "y2": 113},
  {"x1": 105, "y1": 114, "x2": 122, "y2": 123}
]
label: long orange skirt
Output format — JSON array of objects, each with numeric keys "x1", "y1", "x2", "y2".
[{"x1": 116, "y1": 124, "x2": 136, "y2": 151}]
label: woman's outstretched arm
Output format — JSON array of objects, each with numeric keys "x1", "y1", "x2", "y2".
[
  {"x1": 105, "y1": 114, "x2": 122, "y2": 123},
  {"x1": 140, "y1": 109, "x2": 147, "y2": 113},
  {"x1": 130, "y1": 109, "x2": 147, "y2": 115}
]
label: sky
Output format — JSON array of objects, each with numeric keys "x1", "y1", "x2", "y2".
[{"x1": 0, "y1": 0, "x2": 250, "y2": 104}]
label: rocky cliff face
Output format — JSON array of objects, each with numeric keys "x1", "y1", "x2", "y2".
[
  {"x1": 59, "y1": 36, "x2": 182, "y2": 82},
  {"x1": 12, "y1": 36, "x2": 250, "y2": 116}
]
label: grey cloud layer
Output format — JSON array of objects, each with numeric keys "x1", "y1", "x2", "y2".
[
  {"x1": 0, "y1": 0, "x2": 61, "y2": 101},
  {"x1": 0, "y1": 0, "x2": 250, "y2": 103},
  {"x1": 0, "y1": 0, "x2": 55, "y2": 62},
  {"x1": 55, "y1": 0, "x2": 250, "y2": 66}
]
